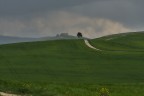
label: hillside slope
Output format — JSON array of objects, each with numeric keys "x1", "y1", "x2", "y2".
[
  {"x1": 90, "y1": 32, "x2": 144, "y2": 51},
  {"x1": 0, "y1": 36, "x2": 144, "y2": 84}
]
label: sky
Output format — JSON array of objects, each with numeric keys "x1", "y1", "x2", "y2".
[{"x1": 0, "y1": 0, "x2": 143, "y2": 38}]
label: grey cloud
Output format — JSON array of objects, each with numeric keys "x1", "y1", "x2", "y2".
[
  {"x1": 0, "y1": 0, "x2": 143, "y2": 38},
  {"x1": 0, "y1": 11, "x2": 131, "y2": 38},
  {"x1": 0, "y1": 0, "x2": 96, "y2": 17},
  {"x1": 69, "y1": 0, "x2": 144, "y2": 28}
]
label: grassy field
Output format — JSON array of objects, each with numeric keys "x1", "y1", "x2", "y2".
[
  {"x1": 0, "y1": 32, "x2": 144, "y2": 95},
  {"x1": 90, "y1": 32, "x2": 144, "y2": 51}
]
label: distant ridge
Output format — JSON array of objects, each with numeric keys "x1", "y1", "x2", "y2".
[
  {"x1": 0, "y1": 35, "x2": 38, "y2": 44},
  {"x1": 39, "y1": 33, "x2": 78, "y2": 40},
  {"x1": 0, "y1": 33, "x2": 81, "y2": 44}
]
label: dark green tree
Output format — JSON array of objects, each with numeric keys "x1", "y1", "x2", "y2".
[{"x1": 77, "y1": 32, "x2": 83, "y2": 38}]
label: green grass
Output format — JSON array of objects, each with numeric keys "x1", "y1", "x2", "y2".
[
  {"x1": 0, "y1": 80, "x2": 144, "y2": 96},
  {"x1": 90, "y1": 32, "x2": 144, "y2": 51},
  {"x1": 0, "y1": 32, "x2": 144, "y2": 95}
]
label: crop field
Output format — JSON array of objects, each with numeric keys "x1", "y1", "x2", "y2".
[{"x1": 0, "y1": 32, "x2": 144, "y2": 95}]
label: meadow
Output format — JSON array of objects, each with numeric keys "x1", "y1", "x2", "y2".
[{"x1": 0, "y1": 32, "x2": 144, "y2": 95}]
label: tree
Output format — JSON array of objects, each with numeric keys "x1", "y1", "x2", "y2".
[{"x1": 77, "y1": 32, "x2": 83, "y2": 38}]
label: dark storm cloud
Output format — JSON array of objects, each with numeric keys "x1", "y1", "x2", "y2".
[
  {"x1": 0, "y1": 0, "x2": 96, "y2": 16},
  {"x1": 69, "y1": 0, "x2": 144, "y2": 28},
  {"x1": 0, "y1": 0, "x2": 143, "y2": 38}
]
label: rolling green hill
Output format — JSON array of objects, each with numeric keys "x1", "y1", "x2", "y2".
[
  {"x1": 0, "y1": 32, "x2": 144, "y2": 96},
  {"x1": 90, "y1": 32, "x2": 144, "y2": 51}
]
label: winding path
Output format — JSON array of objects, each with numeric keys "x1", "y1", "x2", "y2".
[
  {"x1": 84, "y1": 39, "x2": 101, "y2": 51},
  {"x1": 0, "y1": 92, "x2": 21, "y2": 96}
]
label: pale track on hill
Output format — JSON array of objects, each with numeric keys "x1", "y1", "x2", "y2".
[
  {"x1": 0, "y1": 92, "x2": 21, "y2": 96},
  {"x1": 84, "y1": 39, "x2": 101, "y2": 51}
]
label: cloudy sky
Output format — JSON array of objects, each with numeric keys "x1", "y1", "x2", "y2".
[{"x1": 0, "y1": 0, "x2": 143, "y2": 38}]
